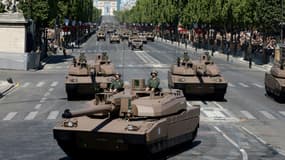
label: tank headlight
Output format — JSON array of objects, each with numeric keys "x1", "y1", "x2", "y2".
[
  {"x1": 125, "y1": 124, "x2": 139, "y2": 131},
  {"x1": 179, "y1": 78, "x2": 185, "y2": 82},
  {"x1": 70, "y1": 78, "x2": 78, "y2": 82},
  {"x1": 63, "y1": 119, "x2": 78, "y2": 128},
  {"x1": 216, "y1": 78, "x2": 223, "y2": 82}
]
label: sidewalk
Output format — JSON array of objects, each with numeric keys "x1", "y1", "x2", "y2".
[
  {"x1": 155, "y1": 37, "x2": 273, "y2": 72},
  {"x1": 0, "y1": 79, "x2": 18, "y2": 98}
]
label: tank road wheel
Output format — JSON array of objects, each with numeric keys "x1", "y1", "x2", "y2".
[
  {"x1": 189, "y1": 125, "x2": 199, "y2": 143},
  {"x1": 265, "y1": 86, "x2": 272, "y2": 97},
  {"x1": 216, "y1": 93, "x2": 225, "y2": 101},
  {"x1": 57, "y1": 140, "x2": 80, "y2": 159},
  {"x1": 67, "y1": 92, "x2": 75, "y2": 101},
  {"x1": 66, "y1": 85, "x2": 76, "y2": 101}
]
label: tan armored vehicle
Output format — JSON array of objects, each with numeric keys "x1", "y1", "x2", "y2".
[
  {"x1": 265, "y1": 57, "x2": 285, "y2": 102},
  {"x1": 145, "y1": 32, "x2": 155, "y2": 42},
  {"x1": 128, "y1": 32, "x2": 139, "y2": 47},
  {"x1": 97, "y1": 31, "x2": 106, "y2": 41},
  {"x1": 120, "y1": 31, "x2": 130, "y2": 41},
  {"x1": 54, "y1": 79, "x2": 200, "y2": 159},
  {"x1": 168, "y1": 52, "x2": 228, "y2": 100},
  {"x1": 65, "y1": 53, "x2": 115, "y2": 100},
  {"x1": 130, "y1": 38, "x2": 143, "y2": 50},
  {"x1": 110, "y1": 33, "x2": 120, "y2": 43},
  {"x1": 138, "y1": 33, "x2": 147, "y2": 44}
]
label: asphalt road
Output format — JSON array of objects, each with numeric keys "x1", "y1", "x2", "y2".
[{"x1": 0, "y1": 16, "x2": 285, "y2": 160}]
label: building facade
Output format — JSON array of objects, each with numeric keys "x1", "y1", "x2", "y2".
[{"x1": 97, "y1": 0, "x2": 117, "y2": 16}]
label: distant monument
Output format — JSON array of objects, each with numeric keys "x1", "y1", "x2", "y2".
[{"x1": 0, "y1": 0, "x2": 29, "y2": 70}]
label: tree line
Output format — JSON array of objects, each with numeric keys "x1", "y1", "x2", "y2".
[
  {"x1": 0, "y1": 0, "x2": 100, "y2": 27},
  {"x1": 115, "y1": 0, "x2": 285, "y2": 36}
]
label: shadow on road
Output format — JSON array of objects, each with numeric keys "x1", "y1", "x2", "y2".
[
  {"x1": 44, "y1": 55, "x2": 74, "y2": 65},
  {"x1": 58, "y1": 140, "x2": 202, "y2": 160}
]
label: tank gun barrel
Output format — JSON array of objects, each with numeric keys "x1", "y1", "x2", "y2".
[{"x1": 62, "y1": 105, "x2": 114, "y2": 118}]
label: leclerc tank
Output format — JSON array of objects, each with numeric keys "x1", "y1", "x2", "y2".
[
  {"x1": 54, "y1": 79, "x2": 200, "y2": 159},
  {"x1": 168, "y1": 52, "x2": 228, "y2": 100},
  {"x1": 265, "y1": 56, "x2": 285, "y2": 102},
  {"x1": 65, "y1": 52, "x2": 115, "y2": 100}
]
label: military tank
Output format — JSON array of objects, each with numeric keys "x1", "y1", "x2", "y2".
[
  {"x1": 54, "y1": 79, "x2": 200, "y2": 159},
  {"x1": 168, "y1": 52, "x2": 228, "y2": 100},
  {"x1": 65, "y1": 53, "x2": 115, "y2": 100},
  {"x1": 265, "y1": 56, "x2": 285, "y2": 102},
  {"x1": 97, "y1": 31, "x2": 106, "y2": 41}
]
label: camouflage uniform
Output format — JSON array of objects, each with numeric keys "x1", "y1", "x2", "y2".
[
  {"x1": 78, "y1": 53, "x2": 87, "y2": 63},
  {"x1": 110, "y1": 79, "x2": 124, "y2": 90},
  {"x1": 182, "y1": 52, "x2": 190, "y2": 62},
  {"x1": 102, "y1": 52, "x2": 109, "y2": 60},
  {"x1": 147, "y1": 77, "x2": 160, "y2": 90}
]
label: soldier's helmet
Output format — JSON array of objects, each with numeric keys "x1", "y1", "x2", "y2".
[
  {"x1": 150, "y1": 70, "x2": 158, "y2": 76},
  {"x1": 114, "y1": 72, "x2": 121, "y2": 77}
]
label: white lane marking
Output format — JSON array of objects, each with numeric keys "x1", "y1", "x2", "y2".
[
  {"x1": 228, "y1": 82, "x2": 236, "y2": 87},
  {"x1": 56, "y1": 66, "x2": 63, "y2": 69},
  {"x1": 214, "y1": 126, "x2": 248, "y2": 160},
  {"x1": 259, "y1": 111, "x2": 276, "y2": 120},
  {"x1": 212, "y1": 102, "x2": 238, "y2": 121},
  {"x1": 3, "y1": 112, "x2": 17, "y2": 121},
  {"x1": 36, "y1": 81, "x2": 45, "y2": 87},
  {"x1": 22, "y1": 82, "x2": 30, "y2": 88},
  {"x1": 241, "y1": 126, "x2": 267, "y2": 144},
  {"x1": 50, "y1": 81, "x2": 58, "y2": 87},
  {"x1": 141, "y1": 52, "x2": 161, "y2": 64},
  {"x1": 252, "y1": 83, "x2": 264, "y2": 88},
  {"x1": 241, "y1": 126, "x2": 285, "y2": 156},
  {"x1": 44, "y1": 92, "x2": 50, "y2": 97},
  {"x1": 49, "y1": 88, "x2": 54, "y2": 92},
  {"x1": 240, "y1": 110, "x2": 257, "y2": 119},
  {"x1": 203, "y1": 110, "x2": 226, "y2": 118},
  {"x1": 34, "y1": 104, "x2": 42, "y2": 110},
  {"x1": 134, "y1": 51, "x2": 148, "y2": 63},
  {"x1": 24, "y1": 111, "x2": 38, "y2": 120},
  {"x1": 239, "y1": 82, "x2": 249, "y2": 88},
  {"x1": 279, "y1": 111, "x2": 285, "y2": 117},
  {"x1": 40, "y1": 97, "x2": 47, "y2": 103},
  {"x1": 47, "y1": 111, "x2": 59, "y2": 120}
]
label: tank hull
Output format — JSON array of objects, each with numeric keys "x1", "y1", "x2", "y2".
[
  {"x1": 265, "y1": 73, "x2": 285, "y2": 101},
  {"x1": 53, "y1": 108, "x2": 199, "y2": 158},
  {"x1": 171, "y1": 83, "x2": 227, "y2": 100},
  {"x1": 168, "y1": 73, "x2": 227, "y2": 100},
  {"x1": 65, "y1": 83, "x2": 95, "y2": 100},
  {"x1": 65, "y1": 75, "x2": 112, "y2": 100}
]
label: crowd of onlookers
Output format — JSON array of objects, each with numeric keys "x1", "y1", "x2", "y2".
[{"x1": 169, "y1": 29, "x2": 284, "y2": 64}]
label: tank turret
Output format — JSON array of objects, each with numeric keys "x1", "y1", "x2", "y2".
[{"x1": 265, "y1": 48, "x2": 285, "y2": 101}]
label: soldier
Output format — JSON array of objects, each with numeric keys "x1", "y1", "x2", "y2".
[
  {"x1": 78, "y1": 52, "x2": 87, "y2": 63},
  {"x1": 109, "y1": 73, "x2": 124, "y2": 93},
  {"x1": 146, "y1": 70, "x2": 160, "y2": 92},
  {"x1": 182, "y1": 52, "x2": 190, "y2": 62},
  {"x1": 78, "y1": 53, "x2": 87, "y2": 68},
  {"x1": 102, "y1": 52, "x2": 109, "y2": 60}
]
